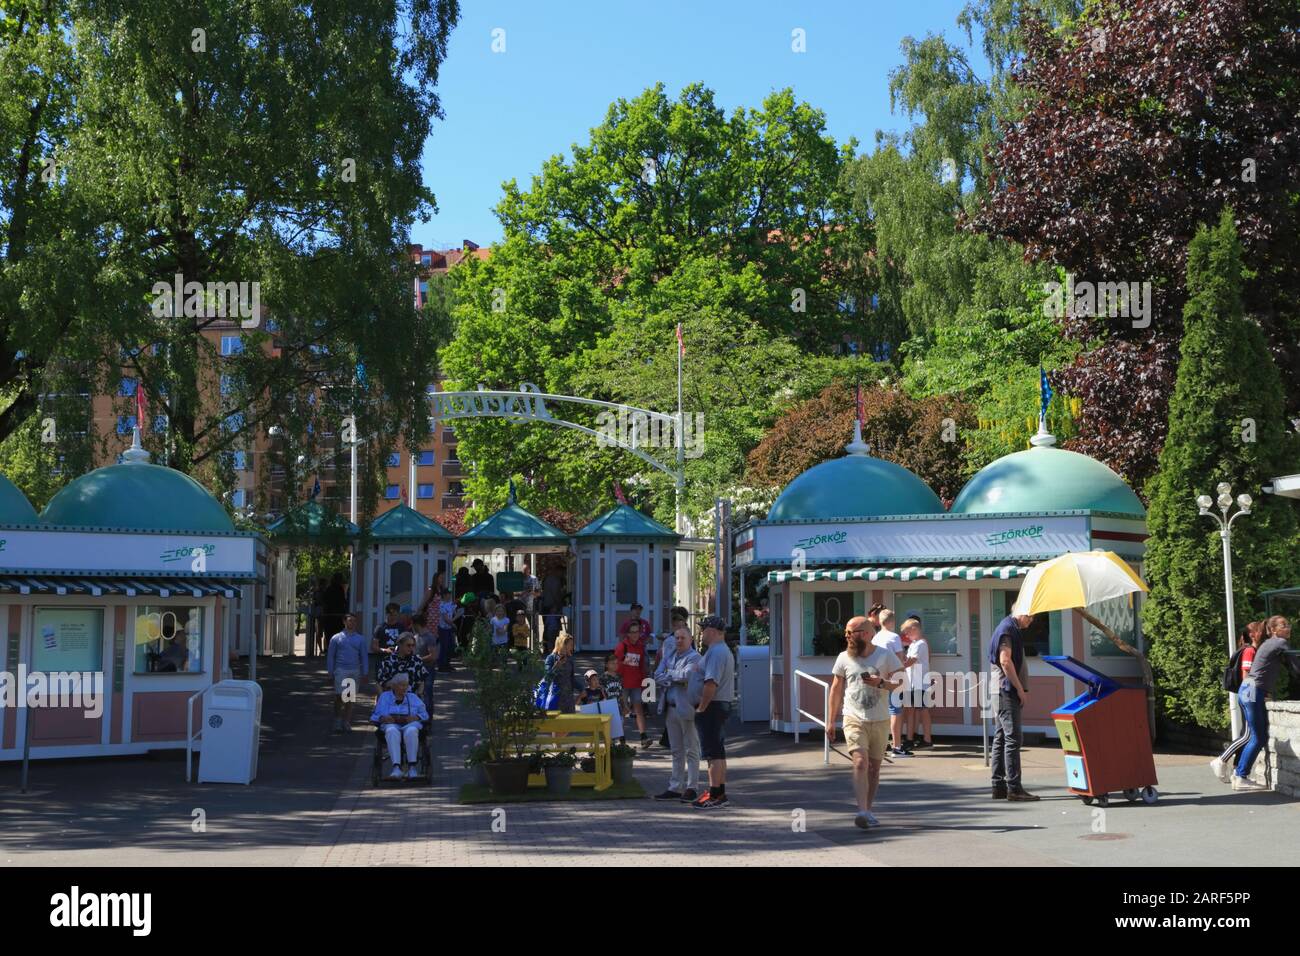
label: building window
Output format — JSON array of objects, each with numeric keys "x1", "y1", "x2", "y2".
[
  {"x1": 418, "y1": 450, "x2": 435, "y2": 466},
  {"x1": 419, "y1": 280, "x2": 428, "y2": 296},
  {"x1": 417, "y1": 483, "x2": 434, "y2": 499},
  {"x1": 892, "y1": 592, "x2": 960, "y2": 657},
  {"x1": 229, "y1": 450, "x2": 247, "y2": 471},
  {"x1": 615, "y1": 559, "x2": 638, "y2": 605},
  {"x1": 134, "y1": 605, "x2": 205, "y2": 674},
  {"x1": 220, "y1": 335, "x2": 243, "y2": 356},
  {"x1": 232, "y1": 489, "x2": 247, "y2": 507},
  {"x1": 220, "y1": 374, "x2": 233, "y2": 396},
  {"x1": 118, "y1": 377, "x2": 137, "y2": 397},
  {"x1": 771, "y1": 592, "x2": 784, "y2": 658},
  {"x1": 116, "y1": 415, "x2": 136, "y2": 435},
  {"x1": 805, "y1": 591, "x2": 854, "y2": 657},
  {"x1": 993, "y1": 590, "x2": 1061, "y2": 657},
  {"x1": 152, "y1": 414, "x2": 168, "y2": 434},
  {"x1": 421, "y1": 253, "x2": 432, "y2": 266},
  {"x1": 385, "y1": 484, "x2": 401, "y2": 500},
  {"x1": 386, "y1": 452, "x2": 400, "y2": 468},
  {"x1": 222, "y1": 412, "x2": 244, "y2": 434}
]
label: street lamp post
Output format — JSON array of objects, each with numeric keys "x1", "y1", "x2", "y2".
[{"x1": 1197, "y1": 482, "x2": 1253, "y2": 738}]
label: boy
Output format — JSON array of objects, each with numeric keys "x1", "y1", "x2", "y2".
[
  {"x1": 580, "y1": 668, "x2": 606, "y2": 704},
  {"x1": 901, "y1": 615, "x2": 933, "y2": 748},
  {"x1": 601, "y1": 654, "x2": 623, "y2": 711},
  {"x1": 511, "y1": 610, "x2": 531, "y2": 649},
  {"x1": 615, "y1": 619, "x2": 651, "y2": 749},
  {"x1": 372, "y1": 603, "x2": 402, "y2": 656}
]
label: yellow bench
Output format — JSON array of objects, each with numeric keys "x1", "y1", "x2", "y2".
[{"x1": 526, "y1": 712, "x2": 614, "y2": 791}]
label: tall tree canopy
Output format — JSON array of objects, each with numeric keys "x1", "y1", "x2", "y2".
[
  {"x1": 1143, "y1": 211, "x2": 1300, "y2": 729},
  {"x1": 2, "y1": 0, "x2": 461, "y2": 517},
  {"x1": 974, "y1": 0, "x2": 1300, "y2": 490}
]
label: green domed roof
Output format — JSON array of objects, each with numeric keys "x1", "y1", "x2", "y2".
[
  {"x1": 0, "y1": 473, "x2": 38, "y2": 524},
  {"x1": 951, "y1": 444, "x2": 1145, "y2": 517},
  {"x1": 42, "y1": 462, "x2": 236, "y2": 532},
  {"x1": 768, "y1": 453, "x2": 944, "y2": 521}
]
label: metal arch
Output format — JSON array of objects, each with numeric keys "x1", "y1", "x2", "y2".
[{"x1": 429, "y1": 385, "x2": 684, "y2": 482}]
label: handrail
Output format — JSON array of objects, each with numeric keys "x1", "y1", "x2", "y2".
[
  {"x1": 793, "y1": 669, "x2": 832, "y2": 766},
  {"x1": 185, "y1": 687, "x2": 207, "y2": 783}
]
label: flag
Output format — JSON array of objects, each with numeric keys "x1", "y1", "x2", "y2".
[
  {"x1": 310, "y1": 477, "x2": 321, "y2": 500},
  {"x1": 613, "y1": 480, "x2": 627, "y2": 505},
  {"x1": 675, "y1": 323, "x2": 684, "y2": 357},
  {"x1": 855, "y1": 383, "x2": 864, "y2": 424},
  {"x1": 1039, "y1": 368, "x2": 1053, "y2": 421},
  {"x1": 135, "y1": 382, "x2": 147, "y2": 432}
]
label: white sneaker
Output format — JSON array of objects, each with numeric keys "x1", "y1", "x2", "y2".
[
  {"x1": 1231, "y1": 775, "x2": 1264, "y2": 791},
  {"x1": 1210, "y1": 758, "x2": 1229, "y2": 783},
  {"x1": 406, "y1": 766, "x2": 420, "y2": 780},
  {"x1": 388, "y1": 766, "x2": 403, "y2": 780}
]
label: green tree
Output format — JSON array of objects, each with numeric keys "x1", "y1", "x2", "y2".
[
  {"x1": 442, "y1": 84, "x2": 863, "y2": 522},
  {"x1": 1143, "y1": 211, "x2": 1300, "y2": 730},
  {"x1": 5, "y1": 0, "x2": 460, "y2": 524}
]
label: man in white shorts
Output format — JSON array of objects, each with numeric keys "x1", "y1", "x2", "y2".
[{"x1": 828, "y1": 615, "x2": 904, "y2": 830}]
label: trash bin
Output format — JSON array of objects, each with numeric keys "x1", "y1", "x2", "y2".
[
  {"x1": 1044, "y1": 656, "x2": 1157, "y2": 806},
  {"x1": 198, "y1": 679, "x2": 263, "y2": 784},
  {"x1": 737, "y1": 645, "x2": 770, "y2": 723}
]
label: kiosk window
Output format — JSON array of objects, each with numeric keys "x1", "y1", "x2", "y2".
[
  {"x1": 994, "y1": 590, "x2": 1060, "y2": 656},
  {"x1": 892, "y1": 592, "x2": 959, "y2": 656},
  {"x1": 1084, "y1": 594, "x2": 1139, "y2": 657},
  {"x1": 805, "y1": 591, "x2": 851, "y2": 657},
  {"x1": 135, "y1": 606, "x2": 205, "y2": 673}
]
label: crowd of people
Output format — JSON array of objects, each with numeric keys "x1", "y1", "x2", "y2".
[{"x1": 321, "y1": 567, "x2": 1297, "y2": 824}]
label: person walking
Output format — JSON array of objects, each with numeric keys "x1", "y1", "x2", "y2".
[
  {"x1": 434, "y1": 589, "x2": 460, "y2": 673},
  {"x1": 827, "y1": 615, "x2": 904, "y2": 829},
  {"x1": 319, "y1": 572, "x2": 349, "y2": 656},
  {"x1": 326, "y1": 612, "x2": 368, "y2": 733},
  {"x1": 988, "y1": 610, "x2": 1039, "y2": 801},
  {"x1": 691, "y1": 615, "x2": 735, "y2": 809},
  {"x1": 1211, "y1": 620, "x2": 1265, "y2": 782},
  {"x1": 540, "y1": 565, "x2": 564, "y2": 652},
  {"x1": 542, "y1": 632, "x2": 580, "y2": 713},
  {"x1": 1231, "y1": 615, "x2": 1300, "y2": 791},
  {"x1": 653, "y1": 626, "x2": 703, "y2": 802}
]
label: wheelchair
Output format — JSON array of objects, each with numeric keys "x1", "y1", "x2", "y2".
[{"x1": 370, "y1": 719, "x2": 433, "y2": 786}]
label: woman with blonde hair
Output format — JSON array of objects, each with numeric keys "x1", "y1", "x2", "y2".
[{"x1": 543, "y1": 631, "x2": 580, "y2": 713}]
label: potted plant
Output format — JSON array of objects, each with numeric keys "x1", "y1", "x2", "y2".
[
  {"x1": 467, "y1": 620, "x2": 544, "y2": 796},
  {"x1": 611, "y1": 740, "x2": 637, "y2": 785},
  {"x1": 464, "y1": 741, "x2": 491, "y2": 788},
  {"x1": 542, "y1": 748, "x2": 577, "y2": 795}
]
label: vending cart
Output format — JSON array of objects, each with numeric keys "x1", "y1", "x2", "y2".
[{"x1": 1045, "y1": 655, "x2": 1158, "y2": 806}]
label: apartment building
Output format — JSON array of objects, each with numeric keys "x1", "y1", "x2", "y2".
[{"x1": 79, "y1": 242, "x2": 487, "y2": 524}]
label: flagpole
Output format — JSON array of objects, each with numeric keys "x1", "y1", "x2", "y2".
[{"x1": 674, "y1": 324, "x2": 689, "y2": 614}]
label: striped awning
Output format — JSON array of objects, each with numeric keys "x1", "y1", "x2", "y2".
[
  {"x1": 767, "y1": 564, "x2": 1034, "y2": 584},
  {"x1": 0, "y1": 576, "x2": 243, "y2": 598}
]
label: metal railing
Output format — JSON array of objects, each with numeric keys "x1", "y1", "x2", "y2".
[
  {"x1": 793, "y1": 669, "x2": 831, "y2": 766},
  {"x1": 185, "y1": 687, "x2": 207, "y2": 783}
]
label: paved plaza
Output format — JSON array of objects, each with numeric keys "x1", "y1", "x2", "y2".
[{"x1": 1, "y1": 657, "x2": 1296, "y2": 867}]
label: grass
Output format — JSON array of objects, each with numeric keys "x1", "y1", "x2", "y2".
[{"x1": 458, "y1": 779, "x2": 646, "y2": 804}]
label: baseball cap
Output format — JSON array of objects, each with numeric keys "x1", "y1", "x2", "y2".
[
  {"x1": 700, "y1": 614, "x2": 726, "y2": 631},
  {"x1": 583, "y1": 669, "x2": 598, "y2": 679}
]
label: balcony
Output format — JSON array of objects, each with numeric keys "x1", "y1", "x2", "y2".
[
  {"x1": 440, "y1": 495, "x2": 465, "y2": 509},
  {"x1": 441, "y1": 428, "x2": 456, "y2": 444},
  {"x1": 441, "y1": 460, "x2": 462, "y2": 479}
]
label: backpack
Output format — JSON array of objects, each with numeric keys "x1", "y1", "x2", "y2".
[{"x1": 1222, "y1": 645, "x2": 1248, "y2": 692}]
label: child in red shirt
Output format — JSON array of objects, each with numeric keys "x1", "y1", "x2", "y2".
[{"x1": 615, "y1": 619, "x2": 650, "y2": 748}]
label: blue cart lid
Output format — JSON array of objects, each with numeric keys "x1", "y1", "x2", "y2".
[{"x1": 1043, "y1": 655, "x2": 1120, "y2": 694}]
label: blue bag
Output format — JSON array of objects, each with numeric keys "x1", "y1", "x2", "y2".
[{"x1": 534, "y1": 677, "x2": 559, "y2": 711}]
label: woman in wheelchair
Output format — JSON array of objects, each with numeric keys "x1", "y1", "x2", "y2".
[{"x1": 370, "y1": 672, "x2": 429, "y2": 780}]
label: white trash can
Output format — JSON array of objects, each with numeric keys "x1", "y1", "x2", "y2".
[
  {"x1": 737, "y1": 645, "x2": 770, "y2": 722},
  {"x1": 198, "y1": 680, "x2": 262, "y2": 784}
]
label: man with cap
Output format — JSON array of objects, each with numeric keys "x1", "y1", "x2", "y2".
[{"x1": 691, "y1": 615, "x2": 735, "y2": 809}]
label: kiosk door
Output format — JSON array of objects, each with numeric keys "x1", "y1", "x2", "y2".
[{"x1": 606, "y1": 545, "x2": 648, "y2": 643}]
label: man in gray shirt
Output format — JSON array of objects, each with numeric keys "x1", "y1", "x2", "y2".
[{"x1": 692, "y1": 615, "x2": 734, "y2": 809}]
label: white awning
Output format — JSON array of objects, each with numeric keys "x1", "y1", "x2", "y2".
[{"x1": 767, "y1": 564, "x2": 1034, "y2": 584}]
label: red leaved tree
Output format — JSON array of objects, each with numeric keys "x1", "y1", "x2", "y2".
[{"x1": 973, "y1": 0, "x2": 1300, "y2": 490}]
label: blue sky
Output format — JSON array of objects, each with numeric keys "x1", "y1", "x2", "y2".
[{"x1": 415, "y1": 0, "x2": 986, "y2": 249}]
